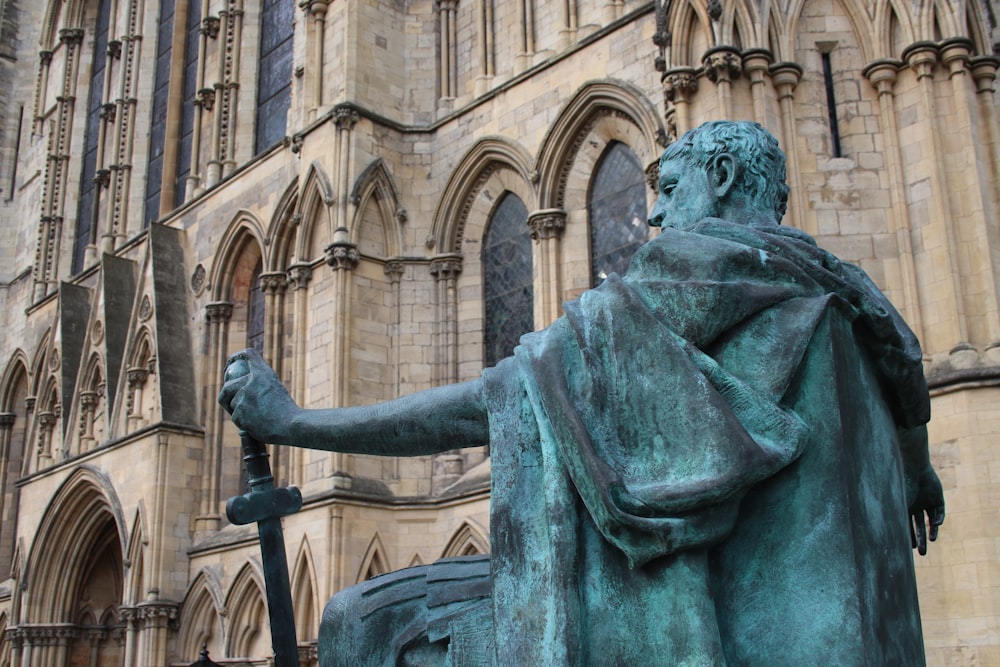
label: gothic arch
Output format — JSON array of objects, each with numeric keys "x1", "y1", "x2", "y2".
[
  {"x1": 290, "y1": 537, "x2": 320, "y2": 641},
  {"x1": 123, "y1": 503, "x2": 147, "y2": 604},
  {"x1": 356, "y1": 532, "x2": 391, "y2": 583},
  {"x1": 0, "y1": 353, "x2": 29, "y2": 412},
  {"x1": 225, "y1": 562, "x2": 268, "y2": 658},
  {"x1": 24, "y1": 465, "x2": 127, "y2": 623},
  {"x1": 441, "y1": 521, "x2": 489, "y2": 558},
  {"x1": 266, "y1": 179, "x2": 300, "y2": 272},
  {"x1": 210, "y1": 212, "x2": 266, "y2": 302},
  {"x1": 717, "y1": 0, "x2": 761, "y2": 49},
  {"x1": 295, "y1": 161, "x2": 336, "y2": 262},
  {"x1": 178, "y1": 569, "x2": 226, "y2": 660},
  {"x1": 28, "y1": 330, "x2": 51, "y2": 399},
  {"x1": 431, "y1": 137, "x2": 535, "y2": 253},
  {"x1": 668, "y1": 0, "x2": 714, "y2": 65},
  {"x1": 873, "y1": 0, "x2": 917, "y2": 58},
  {"x1": 786, "y1": 0, "x2": 877, "y2": 64},
  {"x1": 536, "y1": 81, "x2": 663, "y2": 212},
  {"x1": 963, "y1": 0, "x2": 993, "y2": 53},
  {"x1": 349, "y1": 158, "x2": 406, "y2": 258}
]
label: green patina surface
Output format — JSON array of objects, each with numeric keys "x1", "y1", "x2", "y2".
[{"x1": 220, "y1": 122, "x2": 944, "y2": 666}]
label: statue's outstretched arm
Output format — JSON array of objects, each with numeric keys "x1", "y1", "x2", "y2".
[
  {"x1": 899, "y1": 423, "x2": 945, "y2": 555},
  {"x1": 218, "y1": 349, "x2": 489, "y2": 456}
]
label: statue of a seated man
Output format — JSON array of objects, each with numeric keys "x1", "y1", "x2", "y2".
[{"x1": 219, "y1": 121, "x2": 944, "y2": 666}]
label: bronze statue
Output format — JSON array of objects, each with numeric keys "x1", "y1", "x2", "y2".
[{"x1": 220, "y1": 121, "x2": 944, "y2": 665}]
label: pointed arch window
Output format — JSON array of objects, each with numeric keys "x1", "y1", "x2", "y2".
[
  {"x1": 482, "y1": 193, "x2": 532, "y2": 367},
  {"x1": 588, "y1": 142, "x2": 648, "y2": 286},
  {"x1": 72, "y1": 0, "x2": 113, "y2": 274},
  {"x1": 175, "y1": 0, "x2": 201, "y2": 203},
  {"x1": 254, "y1": 0, "x2": 294, "y2": 154},
  {"x1": 143, "y1": 0, "x2": 178, "y2": 226}
]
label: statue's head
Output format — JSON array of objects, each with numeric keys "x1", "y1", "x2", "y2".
[{"x1": 648, "y1": 121, "x2": 789, "y2": 230}]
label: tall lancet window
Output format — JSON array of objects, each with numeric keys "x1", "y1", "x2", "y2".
[
  {"x1": 144, "y1": 0, "x2": 176, "y2": 226},
  {"x1": 255, "y1": 0, "x2": 294, "y2": 154},
  {"x1": 247, "y1": 258, "x2": 265, "y2": 355},
  {"x1": 588, "y1": 142, "x2": 648, "y2": 286},
  {"x1": 73, "y1": 0, "x2": 112, "y2": 274},
  {"x1": 482, "y1": 193, "x2": 532, "y2": 367}
]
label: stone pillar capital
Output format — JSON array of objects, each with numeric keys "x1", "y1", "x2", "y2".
[
  {"x1": 300, "y1": 0, "x2": 330, "y2": 16},
  {"x1": 703, "y1": 46, "x2": 742, "y2": 83},
  {"x1": 384, "y1": 260, "x2": 405, "y2": 283},
  {"x1": 902, "y1": 41, "x2": 939, "y2": 77},
  {"x1": 79, "y1": 390, "x2": 100, "y2": 409},
  {"x1": 0, "y1": 412, "x2": 15, "y2": 429},
  {"x1": 663, "y1": 67, "x2": 699, "y2": 102},
  {"x1": 527, "y1": 209, "x2": 567, "y2": 240},
  {"x1": 38, "y1": 411, "x2": 57, "y2": 429},
  {"x1": 58, "y1": 28, "x2": 84, "y2": 46},
  {"x1": 324, "y1": 242, "x2": 360, "y2": 271},
  {"x1": 429, "y1": 255, "x2": 463, "y2": 281},
  {"x1": 769, "y1": 61, "x2": 803, "y2": 97},
  {"x1": 205, "y1": 301, "x2": 234, "y2": 323},
  {"x1": 259, "y1": 271, "x2": 289, "y2": 295},
  {"x1": 939, "y1": 37, "x2": 974, "y2": 75},
  {"x1": 333, "y1": 106, "x2": 359, "y2": 131},
  {"x1": 970, "y1": 55, "x2": 999, "y2": 93},
  {"x1": 39, "y1": 50, "x2": 53, "y2": 65},
  {"x1": 126, "y1": 367, "x2": 149, "y2": 388},
  {"x1": 287, "y1": 263, "x2": 314, "y2": 289},
  {"x1": 863, "y1": 59, "x2": 902, "y2": 93},
  {"x1": 741, "y1": 48, "x2": 773, "y2": 79}
]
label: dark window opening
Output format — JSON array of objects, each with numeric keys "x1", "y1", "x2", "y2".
[
  {"x1": 482, "y1": 193, "x2": 533, "y2": 367},
  {"x1": 821, "y1": 51, "x2": 843, "y2": 158},
  {"x1": 589, "y1": 142, "x2": 648, "y2": 286}
]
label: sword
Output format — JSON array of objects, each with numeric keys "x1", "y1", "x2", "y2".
[{"x1": 226, "y1": 430, "x2": 303, "y2": 667}]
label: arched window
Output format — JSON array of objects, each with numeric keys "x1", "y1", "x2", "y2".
[
  {"x1": 72, "y1": 0, "x2": 113, "y2": 274},
  {"x1": 482, "y1": 193, "x2": 532, "y2": 367},
  {"x1": 247, "y1": 258, "x2": 265, "y2": 354},
  {"x1": 588, "y1": 142, "x2": 648, "y2": 286},
  {"x1": 254, "y1": 0, "x2": 294, "y2": 154},
  {"x1": 175, "y1": 0, "x2": 201, "y2": 204}
]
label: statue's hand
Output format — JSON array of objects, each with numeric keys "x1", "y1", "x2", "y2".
[
  {"x1": 906, "y1": 464, "x2": 945, "y2": 556},
  {"x1": 218, "y1": 348, "x2": 300, "y2": 444}
]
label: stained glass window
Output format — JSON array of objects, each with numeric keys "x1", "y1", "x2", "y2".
[
  {"x1": 143, "y1": 0, "x2": 175, "y2": 227},
  {"x1": 482, "y1": 193, "x2": 532, "y2": 367},
  {"x1": 588, "y1": 142, "x2": 648, "y2": 286},
  {"x1": 247, "y1": 259, "x2": 265, "y2": 354},
  {"x1": 72, "y1": 0, "x2": 112, "y2": 274},
  {"x1": 174, "y1": 0, "x2": 200, "y2": 205},
  {"x1": 254, "y1": 0, "x2": 294, "y2": 155}
]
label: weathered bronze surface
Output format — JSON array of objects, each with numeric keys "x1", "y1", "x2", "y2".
[{"x1": 220, "y1": 121, "x2": 944, "y2": 666}]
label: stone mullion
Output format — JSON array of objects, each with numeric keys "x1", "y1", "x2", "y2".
[
  {"x1": 863, "y1": 60, "x2": 924, "y2": 343},
  {"x1": 515, "y1": 0, "x2": 534, "y2": 71},
  {"x1": 302, "y1": 1, "x2": 330, "y2": 122},
  {"x1": 904, "y1": 42, "x2": 968, "y2": 350},
  {"x1": 287, "y1": 263, "x2": 313, "y2": 484},
  {"x1": 770, "y1": 62, "x2": 806, "y2": 235},
  {"x1": 186, "y1": 0, "x2": 214, "y2": 200},
  {"x1": 197, "y1": 301, "x2": 233, "y2": 533},
  {"x1": 528, "y1": 209, "x2": 566, "y2": 328},
  {"x1": 106, "y1": 0, "x2": 143, "y2": 247},
  {"x1": 703, "y1": 46, "x2": 741, "y2": 119},
  {"x1": 940, "y1": 40, "x2": 1000, "y2": 344}
]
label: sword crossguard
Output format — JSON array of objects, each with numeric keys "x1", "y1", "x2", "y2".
[{"x1": 226, "y1": 485, "x2": 303, "y2": 525}]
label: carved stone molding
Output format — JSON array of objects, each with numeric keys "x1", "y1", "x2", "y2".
[
  {"x1": 862, "y1": 59, "x2": 902, "y2": 94},
  {"x1": 429, "y1": 256, "x2": 463, "y2": 282},
  {"x1": 39, "y1": 50, "x2": 53, "y2": 66},
  {"x1": 79, "y1": 390, "x2": 100, "y2": 410},
  {"x1": 902, "y1": 41, "x2": 939, "y2": 79},
  {"x1": 527, "y1": 209, "x2": 567, "y2": 241},
  {"x1": 205, "y1": 301, "x2": 234, "y2": 323},
  {"x1": 58, "y1": 29, "x2": 84, "y2": 46},
  {"x1": 324, "y1": 242, "x2": 360, "y2": 271},
  {"x1": 106, "y1": 39, "x2": 122, "y2": 60},
  {"x1": 970, "y1": 55, "x2": 999, "y2": 93},
  {"x1": 703, "y1": 47, "x2": 742, "y2": 83},
  {"x1": 769, "y1": 62, "x2": 804, "y2": 97},
  {"x1": 383, "y1": 260, "x2": 405, "y2": 283},
  {"x1": 0, "y1": 412, "x2": 15, "y2": 429},
  {"x1": 334, "y1": 106, "x2": 359, "y2": 131},
  {"x1": 202, "y1": 16, "x2": 221, "y2": 39},
  {"x1": 287, "y1": 263, "x2": 314, "y2": 290}
]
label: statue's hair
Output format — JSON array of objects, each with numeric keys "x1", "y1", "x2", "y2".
[{"x1": 663, "y1": 121, "x2": 790, "y2": 222}]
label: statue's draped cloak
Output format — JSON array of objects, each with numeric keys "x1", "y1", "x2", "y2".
[{"x1": 483, "y1": 220, "x2": 927, "y2": 665}]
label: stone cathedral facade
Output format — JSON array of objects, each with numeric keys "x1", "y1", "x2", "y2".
[{"x1": 0, "y1": 0, "x2": 996, "y2": 664}]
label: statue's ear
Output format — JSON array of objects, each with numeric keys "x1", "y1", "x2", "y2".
[{"x1": 708, "y1": 153, "x2": 738, "y2": 199}]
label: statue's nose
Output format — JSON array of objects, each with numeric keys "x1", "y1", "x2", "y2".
[{"x1": 648, "y1": 200, "x2": 666, "y2": 227}]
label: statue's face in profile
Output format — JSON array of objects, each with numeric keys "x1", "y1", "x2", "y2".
[{"x1": 647, "y1": 155, "x2": 720, "y2": 231}]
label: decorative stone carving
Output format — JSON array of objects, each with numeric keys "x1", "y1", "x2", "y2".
[
  {"x1": 191, "y1": 264, "x2": 207, "y2": 294},
  {"x1": 429, "y1": 256, "x2": 462, "y2": 282},
  {"x1": 324, "y1": 242, "x2": 360, "y2": 271},
  {"x1": 287, "y1": 263, "x2": 314, "y2": 290},
  {"x1": 703, "y1": 47, "x2": 743, "y2": 83},
  {"x1": 205, "y1": 301, "x2": 234, "y2": 323},
  {"x1": 526, "y1": 209, "x2": 567, "y2": 241}
]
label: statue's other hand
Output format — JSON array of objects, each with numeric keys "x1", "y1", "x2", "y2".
[
  {"x1": 907, "y1": 465, "x2": 945, "y2": 556},
  {"x1": 218, "y1": 348, "x2": 300, "y2": 444}
]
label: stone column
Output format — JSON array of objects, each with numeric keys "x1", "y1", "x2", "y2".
[
  {"x1": 663, "y1": 68, "x2": 698, "y2": 138},
  {"x1": 325, "y1": 242, "x2": 359, "y2": 483},
  {"x1": 438, "y1": 0, "x2": 458, "y2": 99},
  {"x1": 515, "y1": 0, "x2": 535, "y2": 71},
  {"x1": 36, "y1": 411, "x2": 56, "y2": 468},
  {"x1": 429, "y1": 256, "x2": 463, "y2": 387},
  {"x1": 528, "y1": 209, "x2": 566, "y2": 328},
  {"x1": 287, "y1": 262, "x2": 313, "y2": 485},
  {"x1": 78, "y1": 390, "x2": 99, "y2": 451},
  {"x1": 196, "y1": 301, "x2": 233, "y2": 533},
  {"x1": 0, "y1": 412, "x2": 14, "y2": 573},
  {"x1": 970, "y1": 56, "x2": 1000, "y2": 186},
  {"x1": 703, "y1": 46, "x2": 742, "y2": 119},
  {"x1": 302, "y1": 1, "x2": 330, "y2": 122},
  {"x1": 125, "y1": 367, "x2": 149, "y2": 429},
  {"x1": 770, "y1": 62, "x2": 807, "y2": 235},
  {"x1": 742, "y1": 48, "x2": 773, "y2": 129},
  {"x1": 120, "y1": 607, "x2": 138, "y2": 667},
  {"x1": 474, "y1": 0, "x2": 495, "y2": 95},
  {"x1": 940, "y1": 39, "x2": 1000, "y2": 344},
  {"x1": 6, "y1": 627, "x2": 23, "y2": 667},
  {"x1": 558, "y1": 0, "x2": 578, "y2": 49},
  {"x1": 186, "y1": 4, "x2": 216, "y2": 199},
  {"x1": 903, "y1": 41, "x2": 968, "y2": 351},
  {"x1": 863, "y1": 59, "x2": 924, "y2": 340},
  {"x1": 259, "y1": 271, "x2": 289, "y2": 368},
  {"x1": 135, "y1": 603, "x2": 178, "y2": 667},
  {"x1": 22, "y1": 397, "x2": 34, "y2": 476}
]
